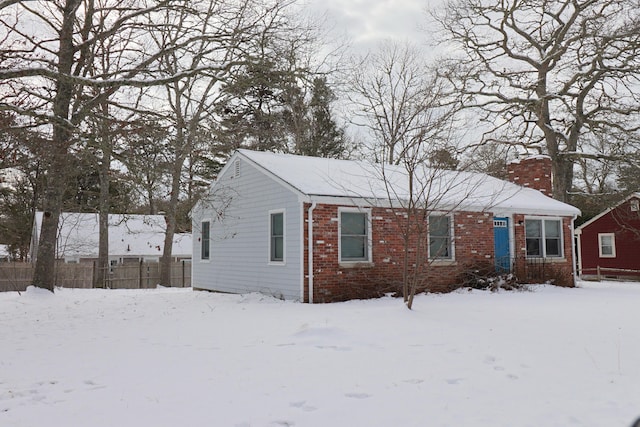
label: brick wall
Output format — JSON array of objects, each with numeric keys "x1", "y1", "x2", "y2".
[
  {"x1": 507, "y1": 156, "x2": 553, "y2": 197},
  {"x1": 303, "y1": 204, "x2": 498, "y2": 303},
  {"x1": 512, "y1": 214, "x2": 575, "y2": 286}
]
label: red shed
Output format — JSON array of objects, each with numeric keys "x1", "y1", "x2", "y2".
[{"x1": 576, "y1": 193, "x2": 640, "y2": 279}]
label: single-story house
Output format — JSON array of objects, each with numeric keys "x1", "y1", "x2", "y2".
[
  {"x1": 191, "y1": 150, "x2": 580, "y2": 303},
  {"x1": 30, "y1": 212, "x2": 192, "y2": 264},
  {"x1": 575, "y1": 193, "x2": 640, "y2": 280}
]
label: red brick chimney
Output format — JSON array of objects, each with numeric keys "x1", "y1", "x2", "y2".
[{"x1": 507, "y1": 155, "x2": 553, "y2": 197}]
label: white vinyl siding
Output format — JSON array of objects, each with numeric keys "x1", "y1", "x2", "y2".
[
  {"x1": 525, "y1": 218, "x2": 563, "y2": 258},
  {"x1": 598, "y1": 233, "x2": 616, "y2": 258},
  {"x1": 191, "y1": 157, "x2": 301, "y2": 300}
]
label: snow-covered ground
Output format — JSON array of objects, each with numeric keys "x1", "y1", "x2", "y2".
[{"x1": 1, "y1": 281, "x2": 639, "y2": 427}]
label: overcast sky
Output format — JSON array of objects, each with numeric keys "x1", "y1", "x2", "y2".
[{"x1": 306, "y1": 0, "x2": 440, "y2": 53}]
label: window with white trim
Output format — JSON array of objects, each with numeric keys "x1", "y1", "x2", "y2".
[
  {"x1": 525, "y1": 218, "x2": 562, "y2": 258},
  {"x1": 339, "y1": 209, "x2": 371, "y2": 262},
  {"x1": 598, "y1": 233, "x2": 616, "y2": 258},
  {"x1": 429, "y1": 214, "x2": 453, "y2": 259},
  {"x1": 631, "y1": 199, "x2": 639, "y2": 212},
  {"x1": 270, "y1": 211, "x2": 284, "y2": 262},
  {"x1": 201, "y1": 220, "x2": 210, "y2": 260}
]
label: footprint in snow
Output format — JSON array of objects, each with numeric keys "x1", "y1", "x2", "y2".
[
  {"x1": 484, "y1": 356, "x2": 497, "y2": 364},
  {"x1": 446, "y1": 378, "x2": 464, "y2": 385},
  {"x1": 345, "y1": 392, "x2": 371, "y2": 399},
  {"x1": 290, "y1": 401, "x2": 317, "y2": 412}
]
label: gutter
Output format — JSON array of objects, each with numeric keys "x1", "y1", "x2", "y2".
[
  {"x1": 571, "y1": 215, "x2": 579, "y2": 287},
  {"x1": 307, "y1": 201, "x2": 317, "y2": 303}
]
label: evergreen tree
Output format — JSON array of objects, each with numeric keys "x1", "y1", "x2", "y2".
[
  {"x1": 215, "y1": 59, "x2": 292, "y2": 154},
  {"x1": 216, "y1": 67, "x2": 349, "y2": 160},
  {"x1": 296, "y1": 77, "x2": 348, "y2": 159}
]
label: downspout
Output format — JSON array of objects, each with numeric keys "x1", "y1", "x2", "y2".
[
  {"x1": 571, "y1": 215, "x2": 579, "y2": 287},
  {"x1": 307, "y1": 201, "x2": 317, "y2": 303}
]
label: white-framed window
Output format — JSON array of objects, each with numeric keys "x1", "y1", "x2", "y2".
[
  {"x1": 429, "y1": 214, "x2": 454, "y2": 260},
  {"x1": 631, "y1": 199, "x2": 639, "y2": 212},
  {"x1": 339, "y1": 207, "x2": 372, "y2": 263},
  {"x1": 269, "y1": 210, "x2": 285, "y2": 263},
  {"x1": 598, "y1": 233, "x2": 616, "y2": 258},
  {"x1": 525, "y1": 218, "x2": 563, "y2": 258},
  {"x1": 201, "y1": 220, "x2": 210, "y2": 260}
]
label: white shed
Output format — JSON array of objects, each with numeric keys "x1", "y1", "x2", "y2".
[{"x1": 30, "y1": 212, "x2": 192, "y2": 264}]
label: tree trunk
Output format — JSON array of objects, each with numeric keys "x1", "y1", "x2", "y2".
[
  {"x1": 96, "y1": 205, "x2": 109, "y2": 288},
  {"x1": 32, "y1": 206, "x2": 61, "y2": 291},
  {"x1": 552, "y1": 157, "x2": 573, "y2": 203},
  {"x1": 159, "y1": 158, "x2": 183, "y2": 286},
  {"x1": 95, "y1": 119, "x2": 111, "y2": 288},
  {"x1": 32, "y1": 0, "x2": 81, "y2": 291}
]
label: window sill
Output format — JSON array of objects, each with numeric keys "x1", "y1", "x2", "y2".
[
  {"x1": 268, "y1": 261, "x2": 286, "y2": 266},
  {"x1": 339, "y1": 261, "x2": 374, "y2": 269},
  {"x1": 525, "y1": 257, "x2": 566, "y2": 263},
  {"x1": 429, "y1": 259, "x2": 457, "y2": 266}
]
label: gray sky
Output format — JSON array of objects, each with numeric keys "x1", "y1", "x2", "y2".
[{"x1": 306, "y1": 0, "x2": 438, "y2": 53}]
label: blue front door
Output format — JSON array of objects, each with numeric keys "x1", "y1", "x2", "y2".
[{"x1": 493, "y1": 217, "x2": 510, "y2": 273}]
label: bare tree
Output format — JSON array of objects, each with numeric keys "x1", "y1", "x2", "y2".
[
  {"x1": 349, "y1": 41, "x2": 458, "y2": 165},
  {"x1": 377, "y1": 152, "x2": 493, "y2": 309},
  {"x1": 348, "y1": 40, "x2": 492, "y2": 309},
  {"x1": 140, "y1": 0, "x2": 312, "y2": 286},
  {"x1": 0, "y1": 0, "x2": 219, "y2": 290},
  {"x1": 433, "y1": 0, "x2": 640, "y2": 202}
]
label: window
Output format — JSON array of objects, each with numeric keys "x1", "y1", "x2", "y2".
[
  {"x1": 598, "y1": 233, "x2": 616, "y2": 258},
  {"x1": 201, "y1": 221, "x2": 210, "y2": 260},
  {"x1": 525, "y1": 219, "x2": 562, "y2": 258},
  {"x1": 429, "y1": 215, "x2": 453, "y2": 259},
  {"x1": 339, "y1": 209, "x2": 370, "y2": 262},
  {"x1": 270, "y1": 211, "x2": 284, "y2": 262},
  {"x1": 631, "y1": 199, "x2": 639, "y2": 212}
]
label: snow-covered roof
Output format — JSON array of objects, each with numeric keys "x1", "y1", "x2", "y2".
[
  {"x1": 33, "y1": 212, "x2": 192, "y2": 260},
  {"x1": 507, "y1": 154, "x2": 551, "y2": 165},
  {"x1": 0, "y1": 168, "x2": 24, "y2": 190},
  {"x1": 575, "y1": 192, "x2": 640, "y2": 232},
  {"x1": 237, "y1": 150, "x2": 580, "y2": 216},
  {"x1": 0, "y1": 244, "x2": 9, "y2": 259}
]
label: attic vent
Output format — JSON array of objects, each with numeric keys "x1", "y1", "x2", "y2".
[
  {"x1": 631, "y1": 199, "x2": 639, "y2": 212},
  {"x1": 234, "y1": 160, "x2": 240, "y2": 178},
  {"x1": 493, "y1": 219, "x2": 508, "y2": 228}
]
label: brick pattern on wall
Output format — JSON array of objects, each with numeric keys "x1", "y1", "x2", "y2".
[
  {"x1": 303, "y1": 204, "x2": 576, "y2": 303},
  {"x1": 304, "y1": 204, "x2": 502, "y2": 303},
  {"x1": 512, "y1": 214, "x2": 575, "y2": 286},
  {"x1": 507, "y1": 157, "x2": 553, "y2": 197}
]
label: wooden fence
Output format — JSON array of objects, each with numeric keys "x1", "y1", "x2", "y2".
[
  {"x1": 579, "y1": 266, "x2": 640, "y2": 281},
  {"x1": 0, "y1": 260, "x2": 191, "y2": 292}
]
